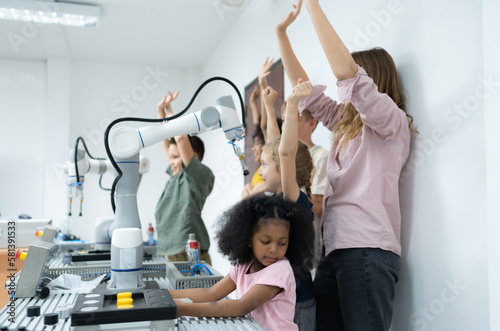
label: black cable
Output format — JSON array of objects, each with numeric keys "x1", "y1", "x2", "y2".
[
  {"x1": 73, "y1": 137, "x2": 106, "y2": 184},
  {"x1": 99, "y1": 174, "x2": 111, "y2": 191},
  {"x1": 104, "y1": 116, "x2": 164, "y2": 212},
  {"x1": 104, "y1": 76, "x2": 245, "y2": 213}
]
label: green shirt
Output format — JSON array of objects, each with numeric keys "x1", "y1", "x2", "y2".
[{"x1": 154, "y1": 155, "x2": 215, "y2": 256}]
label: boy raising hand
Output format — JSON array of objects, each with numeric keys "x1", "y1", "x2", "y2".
[{"x1": 155, "y1": 91, "x2": 215, "y2": 265}]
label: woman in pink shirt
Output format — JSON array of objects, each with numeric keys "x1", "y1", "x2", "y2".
[
  {"x1": 169, "y1": 194, "x2": 314, "y2": 331},
  {"x1": 276, "y1": 1, "x2": 418, "y2": 330}
]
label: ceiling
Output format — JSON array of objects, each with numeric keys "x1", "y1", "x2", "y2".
[{"x1": 0, "y1": 0, "x2": 247, "y2": 68}]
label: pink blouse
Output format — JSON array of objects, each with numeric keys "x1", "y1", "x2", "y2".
[
  {"x1": 230, "y1": 258, "x2": 298, "y2": 331},
  {"x1": 298, "y1": 66, "x2": 411, "y2": 256}
]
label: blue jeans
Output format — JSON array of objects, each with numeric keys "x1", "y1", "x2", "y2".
[{"x1": 314, "y1": 248, "x2": 400, "y2": 331}]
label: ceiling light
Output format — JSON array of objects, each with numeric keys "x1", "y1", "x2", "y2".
[{"x1": 0, "y1": 0, "x2": 100, "y2": 27}]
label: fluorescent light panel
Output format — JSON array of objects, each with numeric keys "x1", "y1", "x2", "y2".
[{"x1": 0, "y1": 0, "x2": 100, "y2": 27}]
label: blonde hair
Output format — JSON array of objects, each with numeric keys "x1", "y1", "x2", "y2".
[
  {"x1": 281, "y1": 102, "x2": 318, "y2": 131},
  {"x1": 333, "y1": 47, "x2": 418, "y2": 152},
  {"x1": 262, "y1": 138, "x2": 314, "y2": 199}
]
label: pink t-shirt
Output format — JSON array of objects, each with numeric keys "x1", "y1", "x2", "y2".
[
  {"x1": 229, "y1": 258, "x2": 298, "y2": 331},
  {"x1": 298, "y1": 66, "x2": 411, "y2": 257}
]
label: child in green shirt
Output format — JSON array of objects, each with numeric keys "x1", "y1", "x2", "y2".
[{"x1": 155, "y1": 91, "x2": 215, "y2": 265}]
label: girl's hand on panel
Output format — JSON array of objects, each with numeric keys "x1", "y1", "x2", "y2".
[
  {"x1": 276, "y1": 0, "x2": 303, "y2": 33},
  {"x1": 262, "y1": 86, "x2": 278, "y2": 106},
  {"x1": 258, "y1": 56, "x2": 275, "y2": 87},
  {"x1": 288, "y1": 79, "x2": 312, "y2": 104},
  {"x1": 158, "y1": 90, "x2": 180, "y2": 118}
]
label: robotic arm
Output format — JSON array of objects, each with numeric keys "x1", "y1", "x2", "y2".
[
  {"x1": 104, "y1": 95, "x2": 247, "y2": 290},
  {"x1": 109, "y1": 95, "x2": 248, "y2": 175},
  {"x1": 64, "y1": 146, "x2": 150, "y2": 217}
]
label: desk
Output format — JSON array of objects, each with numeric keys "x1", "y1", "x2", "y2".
[
  {"x1": 0, "y1": 253, "x2": 265, "y2": 330},
  {"x1": 0, "y1": 277, "x2": 265, "y2": 330}
]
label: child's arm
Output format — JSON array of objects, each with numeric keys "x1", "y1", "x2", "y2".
[
  {"x1": 249, "y1": 85, "x2": 260, "y2": 127},
  {"x1": 170, "y1": 274, "x2": 236, "y2": 303},
  {"x1": 241, "y1": 183, "x2": 253, "y2": 199},
  {"x1": 262, "y1": 86, "x2": 281, "y2": 143},
  {"x1": 280, "y1": 79, "x2": 312, "y2": 202},
  {"x1": 248, "y1": 182, "x2": 267, "y2": 196},
  {"x1": 172, "y1": 275, "x2": 282, "y2": 318},
  {"x1": 241, "y1": 182, "x2": 267, "y2": 199},
  {"x1": 157, "y1": 90, "x2": 179, "y2": 159},
  {"x1": 276, "y1": 1, "x2": 310, "y2": 87},
  {"x1": 157, "y1": 90, "x2": 196, "y2": 167},
  {"x1": 304, "y1": 0, "x2": 358, "y2": 81},
  {"x1": 258, "y1": 57, "x2": 275, "y2": 142}
]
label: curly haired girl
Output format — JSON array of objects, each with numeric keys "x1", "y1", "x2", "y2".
[{"x1": 168, "y1": 194, "x2": 314, "y2": 331}]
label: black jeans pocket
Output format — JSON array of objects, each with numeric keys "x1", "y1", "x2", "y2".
[{"x1": 381, "y1": 249, "x2": 400, "y2": 283}]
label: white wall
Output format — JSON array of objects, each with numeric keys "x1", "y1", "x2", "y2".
[
  {"x1": 200, "y1": 0, "x2": 494, "y2": 330},
  {"x1": 43, "y1": 59, "x2": 71, "y2": 228},
  {"x1": 484, "y1": 0, "x2": 500, "y2": 329},
  {"x1": 0, "y1": 59, "x2": 47, "y2": 219}
]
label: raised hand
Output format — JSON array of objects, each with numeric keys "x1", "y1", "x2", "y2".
[
  {"x1": 276, "y1": 0, "x2": 303, "y2": 33},
  {"x1": 259, "y1": 56, "x2": 275, "y2": 87},
  {"x1": 158, "y1": 90, "x2": 180, "y2": 118},
  {"x1": 262, "y1": 86, "x2": 278, "y2": 106},
  {"x1": 250, "y1": 85, "x2": 260, "y2": 101},
  {"x1": 303, "y1": 0, "x2": 358, "y2": 81},
  {"x1": 288, "y1": 79, "x2": 312, "y2": 104}
]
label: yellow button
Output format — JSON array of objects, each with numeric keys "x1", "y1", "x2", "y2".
[
  {"x1": 117, "y1": 292, "x2": 132, "y2": 300},
  {"x1": 117, "y1": 298, "x2": 133, "y2": 306},
  {"x1": 15, "y1": 250, "x2": 27, "y2": 260},
  {"x1": 117, "y1": 304, "x2": 134, "y2": 309}
]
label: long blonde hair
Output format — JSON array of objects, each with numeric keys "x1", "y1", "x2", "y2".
[
  {"x1": 333, "y1": 47, "x2": 418, "y2": 152},
  {"x1": 262, "y1": 138, "x2": 314, "y2": 200}
]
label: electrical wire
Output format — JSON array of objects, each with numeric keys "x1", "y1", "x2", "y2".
[
  {"x1": 73, "y1": 136, "x2": 106, "y2": 184},
  {"x1": 99, "y1": 174, "x2": 111, "y2": 191},
  {"x1": 190, "y1": 251, "x2": 212, "y2": 276}
]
